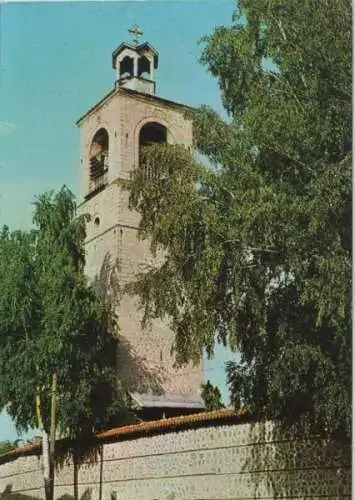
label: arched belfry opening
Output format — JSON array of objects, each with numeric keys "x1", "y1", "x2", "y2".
[
  {"x1": 139, "y1": 122, "x2": 168, "y2": 180},
  {"x1": 139, "y1": 122, "x2": 167, "y2": 147},
  {"x1": 138, "y1": 56, "x2": 151, "y2": 79},
  {"x1": 120, "y1": 56, "x2": 134, "y2": 80},
  {"x1": 89, "y1": 128, "x2": 109, "y2": 192}
]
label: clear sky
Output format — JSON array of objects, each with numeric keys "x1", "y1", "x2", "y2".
[{"x1": 0, "y1": 0, "x2": 237, "y2": 441}]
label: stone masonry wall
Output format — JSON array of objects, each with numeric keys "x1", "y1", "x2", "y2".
[{"x1": 0, "y1": 418, "x2": 350, "y2": 500}]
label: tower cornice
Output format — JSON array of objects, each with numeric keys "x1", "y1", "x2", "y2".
[{"x1": 76, "y1": 87, "x2": 196, "y2": 127}]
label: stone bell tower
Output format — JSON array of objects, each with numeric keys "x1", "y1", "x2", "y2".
[{"x1": 76, "y1": 27, "x2": 204, "y2": 417}]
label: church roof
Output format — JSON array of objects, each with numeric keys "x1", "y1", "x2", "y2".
[
  {"x1": 130, "y1": 392, "x2": 205, "y2": 410},
  {"x1": 112, "y1": 41, "x2": 159, "y2": 69}
]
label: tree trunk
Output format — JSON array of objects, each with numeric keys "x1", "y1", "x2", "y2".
[
  {"x1": 36, "y1": 374, "x2": 57, "y2": 500},
  {"x1": 73, "y1": 449, "x2": 79, "y2": 500},
  {"x1": 36, "y1": 392, "x2": 51, "y2": 500},
  {"x1": 42, "y1": 431, "x2": 51, "y2": 500},
  {"x1": 48, "y1": 373, "x2": 57, "y2": 500}
]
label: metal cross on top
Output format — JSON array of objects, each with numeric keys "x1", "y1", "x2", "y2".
[{"x1": 128, "y1": 24, "x2": 143, "y2": 46}]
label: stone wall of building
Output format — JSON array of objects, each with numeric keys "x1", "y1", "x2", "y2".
[{"x1": 0, "y1": 413, "x2": 350, "y2": 500}]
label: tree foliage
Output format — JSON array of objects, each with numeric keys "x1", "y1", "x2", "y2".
[
  {"x1": 0, "y1": 187, "x2": 125, "y2": 439},
  {"x1": 201, "y1": 381, "x2": 225, "y2": 412},
  {"x1": 127, "y1": 0, "x2": 351, "y2": 436}
]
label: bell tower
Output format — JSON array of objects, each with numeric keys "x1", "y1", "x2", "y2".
[
  {"x1": 76, "y1": 28, "x2": 204, "y2": 417},
  {"x1": 112, "y1": 24, "x2": 158, "y2": 96}
]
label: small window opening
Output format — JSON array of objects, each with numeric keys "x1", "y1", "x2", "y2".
[{"x1": 94, "y1": 216, "x2": 100, "y2": 227}]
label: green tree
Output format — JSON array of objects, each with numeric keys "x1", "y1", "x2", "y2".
[
  {"x1": 126, "y1": 0, "x2": 351, "y2": 437},
  {"x1": 0, "y1": 187, "x2": 126, "y2": 498},
  {"x1": 201, "y1": 381, "x2": 225, "y2": 411}
]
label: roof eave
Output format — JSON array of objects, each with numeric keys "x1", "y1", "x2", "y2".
[{"x1": 129, "y1": 392, "x2": 205, "y2": 410}]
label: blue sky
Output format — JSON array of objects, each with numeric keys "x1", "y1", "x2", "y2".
[{"x1": 0, "y1": 0, "x2": 237, "y2": 441}]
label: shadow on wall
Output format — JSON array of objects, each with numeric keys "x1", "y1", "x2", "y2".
[
  {"x1": 93, "y1": 251, "x2": 164, "y2": 395},
  {"x1": 1, "y1": 485, "x2": 39, "y2": 499},
  {"x1": 92, "y1": 251, "x2": 121, "y2": 308},
  {"x1": 55, "y1": 442, "x2": 103, "y2": 500},
  {"x1": 242, "y1": 420, "x2": 351, "y2": 498},
  {"x1": 55, "y1": 444, "x2": 129, "y2": 500},
  {"x1": 1, "y1": 485, "x2": 94, "y2": 500},
  {"x1": 57, "y1": 490, "x2": 92, "y2": 500}
]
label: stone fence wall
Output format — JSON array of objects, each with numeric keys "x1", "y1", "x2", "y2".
[{"x1": 0, "y1": 410, "x2": 351, "y2": 500}]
